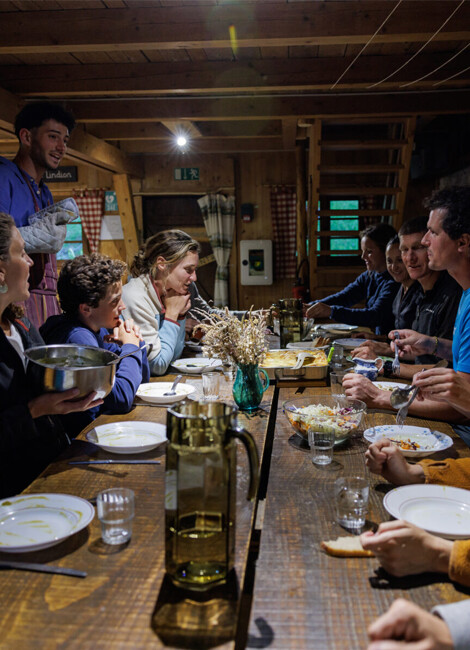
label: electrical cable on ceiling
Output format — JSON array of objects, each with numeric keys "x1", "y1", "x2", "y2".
[
  {"x1": 368, "y1": 0, "x2": 467, "y2": 89},
  {"x1": 401, "y1": 41, "x2": 470, "y2": 87},
  {"x1": 330, "y1": 0, "x2": 403, "y2": 90},
  {"x1": 434, "y1": 63, "x2": 470, "y2": 87}
]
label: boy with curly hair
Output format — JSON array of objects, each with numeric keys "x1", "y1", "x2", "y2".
[{"x1": 40, "y1": 253, "x2": 149, "y2": 437}]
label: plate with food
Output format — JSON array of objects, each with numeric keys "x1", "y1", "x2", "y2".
[
  {"x1": 86, "y1": 421, "x2": 167, "y2": 454},
  {"x1": 363, "y1": 424, "x2": 453, "y2": 458},
  {"x1": 171, "y1": 357, "x2": 223, "y2": 374},
  {"x1": 372, "y1": 381, "x2": 409, "y2": 392},
  {"x1": 0, "y1": 493, "x2": 94, "y2": 553},
  {"x1": 261, "y1": 348, "x2": 328, "y2": 380},
  {"x1": 136, "y1": 382, "x2": 196, "y2": 404},
  {"x1": 383, "y1": 484, "x2": 470, "y2": 539},
  {"x1": 333, "y1": 338, "x2": 368, "y2": 349}
]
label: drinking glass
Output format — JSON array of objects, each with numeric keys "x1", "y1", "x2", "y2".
[
  {"x1": 308, "y1": 429, "x2": 335, "y2": 466},
  {"x1": 329, "y1": 344, "x2": 344, "y2": 369},
  {"x1": 97, "y1": 488, "x2": 135, "y2": 545},
  {"x1": 202, "y1": 371, "x2": 220, "y2": 401},
  {"x1": 334, "y1": 477, "x2": 369, "y2": 530},
  {"x1": 330, "y1": 370, "x2": 351, "y2": 396}
]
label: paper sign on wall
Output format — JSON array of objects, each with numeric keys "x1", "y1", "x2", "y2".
[
  {"x1": 104, "y1": 190, "x2": 118, "y2": 212},
  {"x1": 100, "y1": 215, "x2": 124, "y2": 240}
]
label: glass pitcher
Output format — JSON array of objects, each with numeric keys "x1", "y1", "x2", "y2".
[
  {"x1": 165, "y1": 401, "x2": 259, "y2": 590},
  {"x1": 277, "y1": 298, "x2": 303, "y2": 348}
]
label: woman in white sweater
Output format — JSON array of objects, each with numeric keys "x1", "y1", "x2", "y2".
[{"x1": 122, "y1": 230, "x2": 200, "y2": 375}]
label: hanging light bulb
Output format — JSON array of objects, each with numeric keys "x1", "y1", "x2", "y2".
[{"x1": 176, "y1": 135, "x2": 187, "y2": 148}]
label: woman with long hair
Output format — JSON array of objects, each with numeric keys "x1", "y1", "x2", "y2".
[
  {"x1": 122, "y1": 229, "x2": 200, "y2": 375},
  {"x1": 0, "y1": 212, "x2": 102, "y2": 497},
  {"x1": 306, "y1": 222, "x2": 398, "y2": 335}
]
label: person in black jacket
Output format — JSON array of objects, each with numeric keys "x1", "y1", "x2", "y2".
[{"x1": 0, "y1": 212, "x2": 102, "y2": 498}]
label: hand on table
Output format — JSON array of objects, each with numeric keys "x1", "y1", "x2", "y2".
[
  {"x1": 361, "y1": 520, "x2": 452, "y2": 577},
  {"x1": 342, "y1": 373, "x2": 385, "y2": 407},
  {"x1": 367, "y1": 599, "x2": 454, "y2": 650},
  {"x1": 28, "y1": 389, "x2": 103, "y2": 419},
  {"x1": 365, "y1": 439, "x2": 425, "y2": 485},
  {"x1": 351, "y1": 340, "x2": 391, "y2": 360},
  {"x1": 305, "y1": 302, "x2": 332, "y2": 319}
]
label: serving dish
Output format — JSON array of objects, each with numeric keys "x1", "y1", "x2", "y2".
[
  {"x1": 363, "y1": 424, "x2": 453, "y2": 458},
  {"x1": 260, "y1": 348, "x2": 328, "y2": 380}
]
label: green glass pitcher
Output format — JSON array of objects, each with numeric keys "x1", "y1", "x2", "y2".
[{"x1": 165, "y1": 401, "x2": 259, "y2": 590}]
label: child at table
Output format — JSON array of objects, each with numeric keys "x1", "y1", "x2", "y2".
[{"x1": 41, "y1": 253, "x2": 150, "y2": 437}]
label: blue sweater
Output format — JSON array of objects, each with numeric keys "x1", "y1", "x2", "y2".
[
  {"x1": 40, "y1": 314, "x2": 150, "y2": 437},
  {"x1": 320, "y1": 270, "x2": 399, "y2": 335}
]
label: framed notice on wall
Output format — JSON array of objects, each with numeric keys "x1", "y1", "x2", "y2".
[{"x1": 104, "y1": 191, "x2": 118, "y2": 212}]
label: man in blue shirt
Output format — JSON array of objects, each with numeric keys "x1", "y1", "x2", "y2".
[{"x1": 0, "y1": 102, "x2": 75, "y2": 328}]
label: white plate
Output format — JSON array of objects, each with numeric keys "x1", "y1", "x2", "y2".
[
  {"x1": 136, "y1": 382, "x2": 196, "y2": 404},
  {"x1": 0, "y1": 493, "x2": 94, "y2": 552},
  {"x1": 87, "y1": 421, "x2": 167, "y2": 454},
  {"x1": 363, "y1": 424, "x2": 453, "y2": 458},
  {"x1": 171, "y1": 357, "x2": 223, "y2": 374},
  {"x1": 321, "y1": 324, "x2": 358, "y2": 333},
  {"x1": 372, "y1": 381, "x2": 409, "y2": 392},
  {"x1": 333, "y1": 338, "x2": 368, "y2": 349},
  {"x1": 383, "y1": 484, "x2": 470, "y2": 539},
  {"x1": 286, "y1": 341, "x2": 328, "y2": 350}
]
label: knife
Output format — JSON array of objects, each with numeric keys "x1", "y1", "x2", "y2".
[
  {"x1": 0, "y1": 561, "x2": 87, "y2": 578},
  {"x1": 69, "y1": 460, "x2": 161, "y2": 465}
]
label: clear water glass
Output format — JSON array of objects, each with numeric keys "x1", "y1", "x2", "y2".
[
  {"x1": 308, "y1": 429, "x2": 335, "y2": 466},
  {"x1": 330, "y1": 370, "x2": 351, "y2": 396},
  {"x1": 97, "y1": 487, "x2": 135, "y2": 545},
  {"x1": 334, "y1": 477, "x2": 369, "y2": 530},
  {"x1": 202, "y1": 371, "x2": 220, "y2": 401}
]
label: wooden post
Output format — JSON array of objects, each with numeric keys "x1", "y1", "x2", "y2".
[
  {"x1": 295, "y1": 143, "x2": 308, "y2": 287},
  {"x1": 308, "y1": 119, "x2": 322, "y2": 298},
  {"x1": 113, "y1": 173, "x2": 139, "y2": 265}
]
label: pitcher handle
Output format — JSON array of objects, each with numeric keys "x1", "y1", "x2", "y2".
[
  {"x1": 375, "y1": 358, "x2": 384, "y2": 372},
  {"x1": 229, "y1": 427, "x2": 260, "y2": 501},
  {"x1": 259, "y1": 368, "x2": 270, "y2": 393}
]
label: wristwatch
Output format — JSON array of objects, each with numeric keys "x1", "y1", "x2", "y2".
[{"x1": 383, "y1": 360, "x2": 397, "y2": 378}]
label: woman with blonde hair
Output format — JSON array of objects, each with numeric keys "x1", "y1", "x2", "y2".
[{"x1": 122, "y1": 229, "x2": 200, "y2": 375}]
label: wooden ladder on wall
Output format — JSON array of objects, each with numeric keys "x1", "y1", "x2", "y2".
[{"x1": 307, "y1": 116, "x2": 416, "y2": 298}]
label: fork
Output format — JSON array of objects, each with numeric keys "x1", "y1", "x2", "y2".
[
  {"x1": 396, "y1": 385, "x2": 419, "y2": 427},
  {"x1": 392, "y1": 331, "x2": 401, "y2": 375}
]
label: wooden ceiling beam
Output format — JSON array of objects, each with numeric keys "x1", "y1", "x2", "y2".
[
  {"x1": 2, "y1": 54, "x2": 469, "y2": 96},
  {"x1": 120, "y1": 138, "x2": 285, "y2": 154},
  {"x1": 68, "y1": 90, "x2": 470, "y2": 122},
  {"x1": 0, "y1": 3, "x2": 468, "y2": 54},
  {"x1": 87, "y1": 120, "x2": 281, "y2": 140}
]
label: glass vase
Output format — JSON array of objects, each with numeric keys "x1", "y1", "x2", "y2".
[{"x1": 232, "y1": 363, "x2": 269, "y2": 411}]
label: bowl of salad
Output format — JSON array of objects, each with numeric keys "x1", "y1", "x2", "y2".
[{"x1": 283, "y1": 395, "x2": 367, "y2": 445}]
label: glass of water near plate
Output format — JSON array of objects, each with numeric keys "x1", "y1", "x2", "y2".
[
  {"x1": 202, "y1": 371, "x2": 220, "y2": 401},
  {"x1": 308, "y1": 428, "x2": 335, "y2": 466},
  {"x1": 97, "y1": 488, "x2": 135, "y2": 545},
  {"x1": 334, "y1": 476, "x2": 369, "y2": 531}
]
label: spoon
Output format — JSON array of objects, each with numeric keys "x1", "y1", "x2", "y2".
[
  {"x1": 389, "y1": 359, "x2": 448, "y2": 409},
  {"x1": 163, "y1": 374, "x2": 183, "y2": 396},
  {"x1": 107, "y1": 342, "x2": 153, "y2": 365},
  {"x1": 292, "y1": 351, "x2": 315, "y2": 370}
]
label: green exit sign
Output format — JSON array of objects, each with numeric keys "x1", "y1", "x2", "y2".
[{"x1": 174, "y1": 167, "x2": 199, "y2": 181}]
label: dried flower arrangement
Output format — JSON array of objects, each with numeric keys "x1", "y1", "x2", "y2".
[{"x1": 194, "y1": 307, "x2": 268, "y2": 366}]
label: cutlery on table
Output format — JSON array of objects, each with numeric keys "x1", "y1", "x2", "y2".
[
  {"x1": 0, "y1": 560, "x2": 87, "y2": 578},
  {"x1": 393, "y1": 359, "x2": 448, "y2": 426},
  {"x1": 392, "y1": 331, "x2": 401, "y2": 375},
  {"x1": 69, "y1": 460, "x2": 161, "y2": 465}
]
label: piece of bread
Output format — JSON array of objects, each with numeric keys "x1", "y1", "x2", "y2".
[{"x1": 321, "y1": 536, "x2": 374, "y2": 558}]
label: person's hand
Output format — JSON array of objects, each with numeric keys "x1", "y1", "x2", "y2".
[
  {"x1": 342, "y1": 373, "x2": 386, "y2": 408},
  {"x1": 365, "y1": 439, "x2": 425, "y2": 485},
  {"x1": 361, "y1": 520, "x2": 452, "y2": 577},
  {"x1": 388, "y1": 329, "x2": 434, "y2": 359},
  {"x1": 164, "y1": 292, "x2": 192, "y2": 320},
  {"x1": 367, "y1": 598, "x2": 454, "y2": 650},
  {"x1": 184, "y1": 317, "x2": 200, "y2": 338},
  {"x1": 351, "y1": 341, "x2": 390, "y2": 360},
  {"x1": 305, "y1": 302, "x2": 332, "y2": 319},
  {"x1": 28, "y1": 388, "x2": 103, "y2": 419},
  {"x1": 413, "y1": 368, "x2": 470, "y2": 415},
  {"x1": 110, "y1": 319, "x2": 142, "y2": 347}
]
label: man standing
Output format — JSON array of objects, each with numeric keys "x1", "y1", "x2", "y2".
[
  {"x1": 343, "y1": 186, "x2": 470, "y2": 432},
  {"x1": 0, "y1": 101, "x2": 75, "y2": 328}
]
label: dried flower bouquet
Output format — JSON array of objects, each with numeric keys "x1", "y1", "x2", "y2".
[{"x1": 194, "y1": 307, "x2": 268, "y2": 366}]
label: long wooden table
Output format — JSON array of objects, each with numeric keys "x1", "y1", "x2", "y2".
[
  {"x1": 247, "y1": 386, "x2": 470, "y2": 650},
  {"x1": 1, "y1": 377, "x2": 469, "y2": 649}
]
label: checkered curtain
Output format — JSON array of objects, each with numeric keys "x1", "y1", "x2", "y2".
[
  {"x1": 73, "y1": 189, "x2": 105, "y2": 253},
  {"x1": 270, "y1": 186, "x2": 297, "y2": 279},
  {"x1": 197, "y1": 194, "x2": 235, "y2": 307}
]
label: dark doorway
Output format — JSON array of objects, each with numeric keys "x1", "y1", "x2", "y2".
[{"x1": 143, "y1": 195, "x2": 217, "y2": 304}]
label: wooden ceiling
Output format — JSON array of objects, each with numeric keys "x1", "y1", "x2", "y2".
[{"x1": 0, "y1": 0, "x2": 469, "y2": 176}]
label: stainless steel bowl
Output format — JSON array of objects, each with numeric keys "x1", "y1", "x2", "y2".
[{"x1": 25, "y1": 344, "x2": 117, "y2": 399}]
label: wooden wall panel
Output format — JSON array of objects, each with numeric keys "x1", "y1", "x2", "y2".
[{"x1": 140, "y1": 154, "x2": 234, "y2": 194}]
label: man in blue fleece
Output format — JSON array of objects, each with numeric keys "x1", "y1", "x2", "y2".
[{"x1": 40, "y1": 253, "x2": 149, "y2": 437}]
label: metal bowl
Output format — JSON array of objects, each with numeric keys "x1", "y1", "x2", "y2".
[
  {"x1": 25, "y1": 344, "x2": 117, "y2": 400},
  {"x1": 283, "y1": 394, "x2": 367, "y2": 445}
]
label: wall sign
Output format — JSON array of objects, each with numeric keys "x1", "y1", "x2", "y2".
[
  {"x1": 174, "y1": 167, "x2": 199, "y2": 181},
  {"x1": 104, "y1": 190, "x2": 118, "y2": 212},
  {"x1": 44, "y1": 166, "x2": 78, "y2": 182}
]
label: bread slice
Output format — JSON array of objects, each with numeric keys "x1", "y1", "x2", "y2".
[{"x1": 321, "y1": 536, "x2": 374, "y2": 558}]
